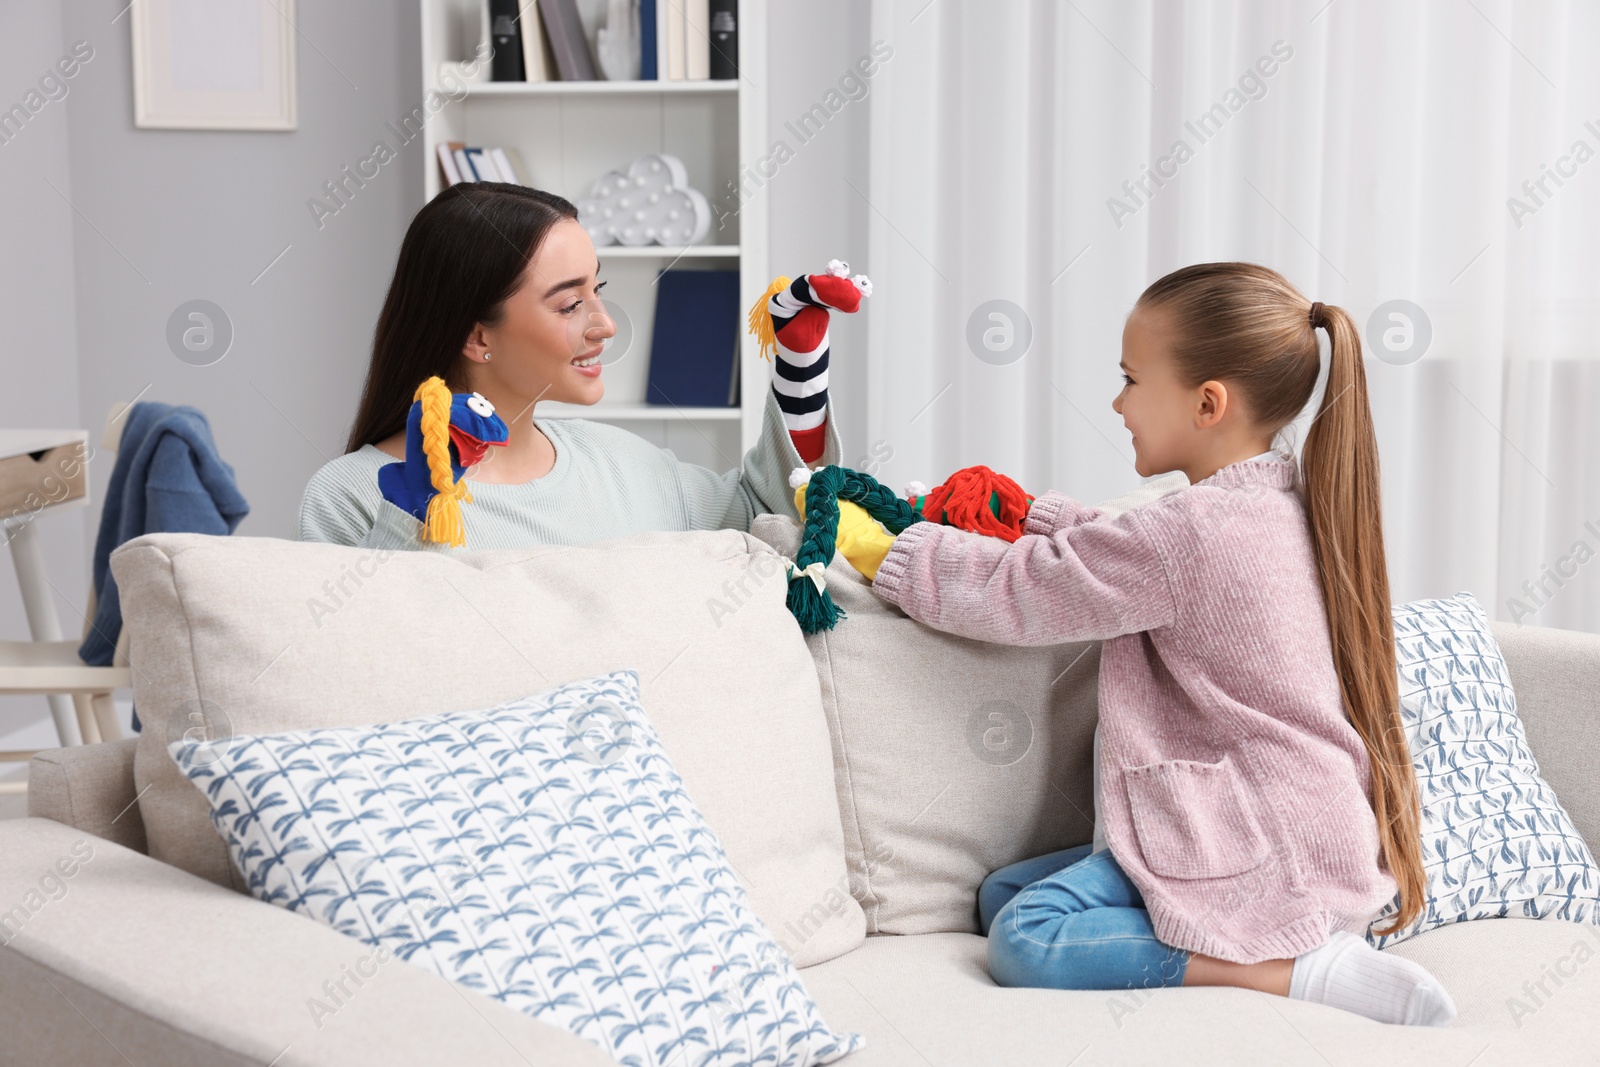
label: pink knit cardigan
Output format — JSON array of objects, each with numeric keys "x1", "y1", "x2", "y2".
[{"x1": 871, "y1": 452, "x2": 1399, "y2": 963}]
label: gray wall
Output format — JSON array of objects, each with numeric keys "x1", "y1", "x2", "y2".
[
  {"x1": 0, "y1": 2, "x2": 868, "y2": 757},
  {"x1": 57, "y1": 0, "x2": 429, "y2": 531},
  {"x1": 0, "y1": 1, "x2": 89, "y2": 753}
]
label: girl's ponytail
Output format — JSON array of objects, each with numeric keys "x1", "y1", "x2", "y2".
[{"x1": 1300, "y1": 303, "x2": 1424, "y2": 936}]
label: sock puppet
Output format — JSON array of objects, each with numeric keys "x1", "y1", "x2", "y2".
[
  {"x1": 750, "y1": 260, "x2": 872, "y2": 465},
  {"x1": 377, "y1": 376, "x2": 509, "y2": 547},
  {"x1": 783, "y1": 463, "x2": 1036, "y2": 633}
]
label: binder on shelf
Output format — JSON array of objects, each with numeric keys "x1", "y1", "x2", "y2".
[
  {"x1": 708, "y1": 0, "x2": 736, "y2": 79},
  {"x1": 640, "y1": 0, "x2": 658, "y2": 80},
  {"x1": 489, "y1": 0, "x2": 527, "y2": 80},
  {"x1": 646, "y1": 270, "x2": 740, "y2": 408},
  {"x1": 454, "y1": 146, "x2": 476, "y2": 180},
  {"x1": 539, "y1": 0, "x2": 599, "y2": 80},
  {"x1": 685, "y1": 0, "x2": 709, "y2": 79}
]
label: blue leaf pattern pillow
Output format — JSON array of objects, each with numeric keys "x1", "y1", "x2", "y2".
[
  {"x1": 1364, "y1": 593, "x2": 1600, "y2": 948},
  {"x1": 170, "y1": 669, "x2": 864, "y2": 1067}
]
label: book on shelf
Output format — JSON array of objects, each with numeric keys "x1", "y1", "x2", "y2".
[
  {"x1": 439, "y1": 142, "x2": 531, "y2": 186},
  {"x1": 517, "y1": 0, "x2": 553, "y2": 81},
  {"x1": 436, "y1": 141, "x2": 463, "y2": 185},
  {"x1": 495, "y1": 147, "x2": 531, "y2": 184},
  {"x1": 708, "y1": 0, "x2": 736, "y2": 79},
  {"x1": 684, "y1": 0, "x2": 709, "y2": 79},
  {"x1": 640, "y1": 0, "x2": 657, "y2": 80},
  {"x1": 464, "y1": 146, "x2": 500, "y2": 181},
  {"x1": 539, "y1": 0, "x2": 599, "y2": 80},
  {"x1": 646, "y1": 270, "x2": 740, "y2": 408},
  {"x1": 658, "y1": 0, "x2": 715, "y2": 82},
  {"x1": 663, "y1": 0, "x2": 685, "y2": 80},
  {"x1": 489, "y1": 0, "x2": 526, "y2": 80}
]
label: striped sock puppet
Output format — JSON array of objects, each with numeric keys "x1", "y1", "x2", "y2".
[{"x1": 749, "y1": 260, "x2": 872, "y2": 464}]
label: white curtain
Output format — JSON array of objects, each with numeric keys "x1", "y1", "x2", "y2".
[{"x1": 861, "y1": 0, "x2": 1600, "y2": 633}]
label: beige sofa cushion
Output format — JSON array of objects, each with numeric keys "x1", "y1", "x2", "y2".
[
  {"x1": 749, "y1": 515, "x2": 1100, "y2": 937},
  {"x1": 27, "y1": 737, "x2": 146, "y2": 855},
  {"x1": 0, "y1": 817, "x2": 619, "y2": 1067},
  {"x1": 798, "y1": 919, "x2": 1600, "y2": 1064},
  {"x1": 110, "y1": 529, "x2": 862, "y2": 968}
]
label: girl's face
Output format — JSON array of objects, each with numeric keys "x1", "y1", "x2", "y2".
[
  {"x1": 1112, "y1": 303, "x2": 1272, "y2": 482},
  {"x1": 465, "y1": 218, "x2": 616, "y2": 408},
  {"x1": 1112, "y1": 304, "x2": 1192, "y2": 477}
]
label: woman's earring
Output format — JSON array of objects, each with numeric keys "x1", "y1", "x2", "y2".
[{"x1": 483, "y1": 352, "x2": 492, "y2": 362}]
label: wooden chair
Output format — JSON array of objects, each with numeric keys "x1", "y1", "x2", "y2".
[{"x1": 0, "y1": 403, "x2": 134, "y2": 794}]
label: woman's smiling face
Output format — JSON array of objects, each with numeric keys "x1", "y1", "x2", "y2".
[{"x1": 468, "y1": 217, "x2": 616, "y2": 406}]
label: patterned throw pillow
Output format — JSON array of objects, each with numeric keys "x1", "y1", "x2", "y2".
[
  {"x1": 170, "y1": 669, "x2": 864, "y2": 1067},
  {"x1": 1365, "y1": 592, "x2": 1600, "y2": 948}
]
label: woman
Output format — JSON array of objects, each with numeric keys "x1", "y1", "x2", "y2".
[{"x1": 298, "y1": 182, "x2": 856, "y2": 550}]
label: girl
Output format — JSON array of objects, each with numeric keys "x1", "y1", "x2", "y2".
[
  {"x1": 869, "y1": 263, "x2": 1455, "y2": 1026},
  {"x1": 298, "y1": 182, "x2": 862, "y2": 549}
]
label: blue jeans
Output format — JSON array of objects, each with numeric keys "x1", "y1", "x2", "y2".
[{"x1": 979, "y1": 844, "x2": 1189, "y2": 991}]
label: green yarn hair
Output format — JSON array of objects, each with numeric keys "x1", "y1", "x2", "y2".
[{"x1": 788, "y1": 465, "x2": 924, "y2": 635}]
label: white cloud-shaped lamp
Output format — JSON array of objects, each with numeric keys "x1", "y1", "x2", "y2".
[{"x1": 577, "y1": 153, "x2": 712, "y2": 248}]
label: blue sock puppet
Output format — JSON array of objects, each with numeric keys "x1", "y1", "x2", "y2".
[{"x1": 377, "y1": 376, "x2": 509, "y2": 547}]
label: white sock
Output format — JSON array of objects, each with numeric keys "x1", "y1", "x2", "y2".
[{"x1": 1288, "y1": 931, "x2": 1457, "y2": 1027}]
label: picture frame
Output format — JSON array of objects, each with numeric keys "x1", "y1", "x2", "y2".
[{"x1": 131, "y1": 0, "x2": 297, "y2": 130}]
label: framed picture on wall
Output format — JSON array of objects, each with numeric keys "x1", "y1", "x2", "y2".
[{"x1": 131, "y1": 0, "x2": 297, "y2": 130}]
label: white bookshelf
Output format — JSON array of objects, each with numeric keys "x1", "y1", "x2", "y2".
[
  {"x1": 418, "y1": 0, "x2": 768, "y2": 463},
  {"x1": 458, "y1": 80, "x2": 739, "y2": 96}
]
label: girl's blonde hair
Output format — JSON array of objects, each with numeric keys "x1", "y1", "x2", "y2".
[{"x1": 1136, "y1": 262, "x2": 1422, "y2": 937}]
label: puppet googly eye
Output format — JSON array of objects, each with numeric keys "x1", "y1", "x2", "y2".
[{"x1": 467, "y1": 392, "x2": 494, "y2": 417}]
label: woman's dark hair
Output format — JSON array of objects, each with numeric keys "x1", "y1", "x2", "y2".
[{"x1": 344, "y1": 182, "x2": 579, "y2": 453}]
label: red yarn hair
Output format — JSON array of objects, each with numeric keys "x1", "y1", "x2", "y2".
[{"x1": 914, "y1": 465, "x2": 1034, "y2": 542}]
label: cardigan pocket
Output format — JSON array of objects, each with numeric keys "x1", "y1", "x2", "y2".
[{"x1": 1124, "y1": 754, "x2": 1271, "y2": 880}]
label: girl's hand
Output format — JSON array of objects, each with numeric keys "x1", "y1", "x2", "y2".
[{"x1": 793, "y1": 483, "x2": 897, "y2": 581}]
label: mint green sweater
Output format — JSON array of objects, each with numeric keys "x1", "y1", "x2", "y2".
[{"x1": 296, "y1": 387, "x2": 842, "y2": 551}]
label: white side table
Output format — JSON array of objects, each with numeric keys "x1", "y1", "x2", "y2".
[{"x1": 0, "y1": 428, "x2": 98, "y2": 748}]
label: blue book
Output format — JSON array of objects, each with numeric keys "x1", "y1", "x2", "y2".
[
  {"x1": 647, "y1": 270, "x2": 740, "y2": 408},
  {"x1": 640, "y1": 0, "x2": 658, "y2": 80}
]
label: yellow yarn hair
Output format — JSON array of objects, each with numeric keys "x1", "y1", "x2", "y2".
[
  {"x1": 416, "y1": 376, "x2": 472, "y2": 547},
  {"x1": 747, "y1": 275, "x2": 791, "y2": 363}
]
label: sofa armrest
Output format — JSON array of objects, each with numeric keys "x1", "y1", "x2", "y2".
[
  {"x1": 0, "y1": 818, "x2": 619, "y2": 1067},
  {"x1": 1492, "y1": 621, "x2": 1600, "y2": 849},
  {"x1": 28, "y1": 738, "x2": 146, "y2": 855}
]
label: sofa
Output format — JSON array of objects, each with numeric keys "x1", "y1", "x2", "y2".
[{"x1": 3, "y1": 509, "x2": 1599, "y2": 1066}]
